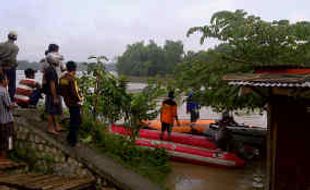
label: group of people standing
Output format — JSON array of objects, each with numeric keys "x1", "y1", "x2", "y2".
[
  {"x1": 0, "y1": 31, "x2": 83, "y2": 162},
  {"x1": 42, "y1": 43, "x2": 83, "y2": 149}
]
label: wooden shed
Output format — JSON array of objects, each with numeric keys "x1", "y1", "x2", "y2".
[{"x1": 224, "y1": 69, "x2": 310, "y2": 190}]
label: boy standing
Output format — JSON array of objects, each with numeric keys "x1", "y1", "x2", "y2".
[
  {"x1": 0, "y1": 74, "x2": 15, "y2": 160},
  {"x1": 59, "y1": 61, "x2": 83, "y2": 147}
]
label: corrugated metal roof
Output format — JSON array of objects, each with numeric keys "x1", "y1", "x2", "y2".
[
  {"x1": 223, "y1": 74, "x2": 310, "y2": 88},
  {"x1": 228, "y1": 81, "x2": 310, "y2": 88}
]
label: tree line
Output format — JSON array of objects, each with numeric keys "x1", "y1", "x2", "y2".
[
  {"x1": 17, "y1": 60, "x2": 116, "y2": 72},
  {"x1": 116, "y1": 40, "x2": 184, "y2": 76}
]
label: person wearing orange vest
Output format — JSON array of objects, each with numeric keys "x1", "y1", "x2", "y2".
[
  {"x1": 160, "y1": 91, "x2": 180, "y2": 140},
  {"x1": 14, "y1": 68, "x2": 42, "y2": 108}
]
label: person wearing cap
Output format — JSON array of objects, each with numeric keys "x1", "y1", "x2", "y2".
[
  {"x1": 160, "y1": 91, "x2": 180, "y2": 140},
  {"x1": 14, "y1": 68, "x2": 42, "y2": 108},
  {"x1": 59, "y1": 61, "x2": 83, "y2": 147},
  {"x1": 0, "y1": 31, "x2": 19, "y2": 101}
]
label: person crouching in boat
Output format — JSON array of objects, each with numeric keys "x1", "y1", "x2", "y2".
[
  {"x1": 215, "y1": 113, "x2": 233, "y2": 152},
  {"x1": 160, "y1": 91, "x2": 180, "y2": 140}
]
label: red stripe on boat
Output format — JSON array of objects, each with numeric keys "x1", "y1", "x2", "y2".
[{"x1": 111, "y1": 124, "x2": 217, "y2": 149}]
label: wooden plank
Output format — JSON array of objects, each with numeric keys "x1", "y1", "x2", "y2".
[
  {"x1": 42, "y1": 177, "x2": 72, "y2": 190},
  {"x1": 0, "y1": 173, "x2": 38, "y2": 183},
  {"x1": 0, "y1": 173, "x2": 94, "y2": 190},
  {"x1": 23, "y1": 175, "x2": 54, "y2": 185},
  {"x1": 0, "y1": 174, "x2": 42, "y2": 189},
  {"x1": 51, "y1": 178, "x2": 95, "y2": 190},
  {"x1": 29, "y1": 176, "x2": 66, "y2": 190}
]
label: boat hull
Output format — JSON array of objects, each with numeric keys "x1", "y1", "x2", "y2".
[
  {"x1": 135, "y1": 139, "x2": 245, "y2": 168},
  {"x1": 111, "y1": 125, "x2": 245, "y2": 168},
  {"x1": 111, "y1": 124, "x2": 217, "y2": 149}
]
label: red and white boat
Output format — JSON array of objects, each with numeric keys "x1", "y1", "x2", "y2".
[
  {"x1": 111, "y1": 125, "x2": 246, "y2": 168},
  {"x1": 111, "y1": 124, "x2": 217, "y2": 149}
]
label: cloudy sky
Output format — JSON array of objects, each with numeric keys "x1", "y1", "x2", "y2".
[{"x1": 1, "y1": 0, "x2": 309, "y2": 62}]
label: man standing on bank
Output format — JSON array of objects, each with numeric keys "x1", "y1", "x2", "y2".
[
  {"x1": 0, "y1": 31, "x2": 19, "y2": 101},
  {"x1": 59, "y1": 61, "x2": 83, "y2": 147}
]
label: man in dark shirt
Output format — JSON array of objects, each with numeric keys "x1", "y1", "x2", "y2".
[
  {"x1": 59, "y1": 61, "x2": 83, "y2": 146},
  {"x1": 44, "y1": 58, "x2": 62, "y2": 135}
]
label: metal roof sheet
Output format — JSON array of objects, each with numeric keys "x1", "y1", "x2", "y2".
[{"x1": 223, "y1": 74, "x2": 310, "y2": 88}]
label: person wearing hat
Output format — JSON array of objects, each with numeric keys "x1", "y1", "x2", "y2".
[
  {"x1": 160, "y1": 91, "x2": 180, "y2": 140},
  {"x1": 0, "y1": 31, "x2": 19, "y2": 101},
  {"x1": 14, "y1": 68, "x2": 42, "y2": 108},
  {"x1": 59, "y1": 61, "x2": 83, "y2": 146}
]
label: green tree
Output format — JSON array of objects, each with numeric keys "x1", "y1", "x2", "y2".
[
  {"x1": 116, "y1": 40, "x2": 184, "y2": 76},
  {"x1": 176, "y1": 10, "x2": 310, "y2": 111}
]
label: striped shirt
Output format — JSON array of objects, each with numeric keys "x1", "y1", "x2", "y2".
[
  {"x1": 14, "y1": 78, "x2": 38, "y2": 105},
  {"x1": 0, "y1": 86, "x2": 13, "y2": 124}
]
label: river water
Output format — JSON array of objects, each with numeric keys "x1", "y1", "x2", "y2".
[
  {"x1": 166, "y1": 106, "x2": 266, "y2": 190},
  {"x1": 17, "y1": 70, "x2": 267, "y2": 190}
]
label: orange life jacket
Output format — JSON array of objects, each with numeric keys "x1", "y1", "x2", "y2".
[{"x1": 160, "y1": 99, "x2": 177, "y2": 124}]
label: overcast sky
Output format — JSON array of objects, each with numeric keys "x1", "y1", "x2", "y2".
[{"x1": 1, "y1": 0, "x2": 309, "y2": 62}]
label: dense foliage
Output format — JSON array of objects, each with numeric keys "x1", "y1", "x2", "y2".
[
  {"x1": 176, "y1": 10, "x2": 310, "y2": 111},
  {"x1": 79, "y1": 56, "x2": 165, "y2": 139},
  {"x1": 116, "y1": 40, "x2": 184, "y2": 76},
  {"x1": 78, "y1": 56, "x2": 170, "y2": 185}
]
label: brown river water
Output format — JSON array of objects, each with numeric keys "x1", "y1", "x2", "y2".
[{"x1": 18, "y1": 72, "x2": 267, "y2": 190}]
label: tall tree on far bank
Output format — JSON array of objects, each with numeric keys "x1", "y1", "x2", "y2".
[
  {"x1": 116, "y1": 40, "x2": 184, "y2": 76},
  {"x1": 176, "y1": 10, "x2": 310, "y2": 111}
]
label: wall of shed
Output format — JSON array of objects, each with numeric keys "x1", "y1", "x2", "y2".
[{"x1": 268, "y1": 97, "x2": 310, "y2": 190}]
